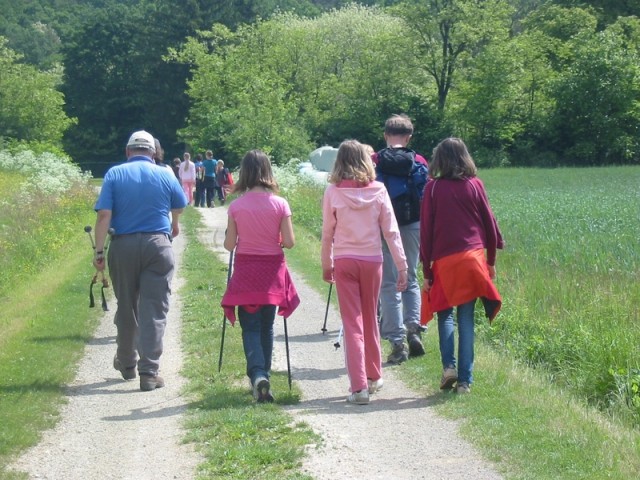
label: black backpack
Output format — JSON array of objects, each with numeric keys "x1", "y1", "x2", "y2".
[{"x1": 375, "y1": 147, "x2": 428, "y2": 226}]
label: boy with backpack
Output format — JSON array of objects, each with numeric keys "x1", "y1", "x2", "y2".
[{"x1": 372, "y1": 114, "x2": 429, "y2": 364}]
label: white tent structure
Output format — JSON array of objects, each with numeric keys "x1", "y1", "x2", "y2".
[
  {"x1": 298, "y1": 145, "x2": 338, "y2": 185},
  {"x1": 309, "y1": 145, "x2": 338, "y2": 172}
]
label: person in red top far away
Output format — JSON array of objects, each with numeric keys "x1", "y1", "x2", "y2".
[{"x1": 420, "y1": 137, "x2": 504, "y2": 395}]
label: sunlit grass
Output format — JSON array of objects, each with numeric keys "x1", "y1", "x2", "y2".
[{"x1": 481, "y1": 167, "x2": 640, "y2": 422}]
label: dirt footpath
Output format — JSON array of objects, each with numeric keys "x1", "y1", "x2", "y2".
[
  {"x1": 9, "y1": 207, "x2": 503, "y2": 480},
  {"x1": 197, "y1": 207, "x2": 503, "y2": 480}
]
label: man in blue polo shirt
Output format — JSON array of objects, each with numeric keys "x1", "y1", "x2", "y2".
[{"x1": 92, "y1": 130, "x2": 188, "y2": 391}]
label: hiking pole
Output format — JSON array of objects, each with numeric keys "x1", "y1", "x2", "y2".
[
  {"x1": 99, "y1": 228, "x2": 115, "y2": 311},
  {"x1": 321, "y1": 283, "x2": 333, "y2": 334},
  {"x1": 218, "y1": 249, "x2": 234, "y2": 372},
  {"x1": 86, "y1": 226, "x2": 115, "y2": 311},
  {"x1": 284, "y1": 316, "x2": 292, "y2": 390},
  {"x1": 333, "y1": 325, "x2": 344, "y2": 350}
]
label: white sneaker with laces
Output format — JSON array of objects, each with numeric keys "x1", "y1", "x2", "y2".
[{"x1": 346, "y1": 389, "x2": 370, "y2": 405}]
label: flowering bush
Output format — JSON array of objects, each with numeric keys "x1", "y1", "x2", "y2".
[
  {"x1": 0, "y1": 149, "x2": 94, "y2": 294},
  {"x1": 0, "y1": 150, "x2": 92, "y2": 198}
]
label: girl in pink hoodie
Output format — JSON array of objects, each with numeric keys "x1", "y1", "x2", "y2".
[{"x1": 321, "y1": 140, "x2": 408, "y2": 405}]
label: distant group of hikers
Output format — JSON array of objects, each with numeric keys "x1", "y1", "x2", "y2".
[{"x1": 91, "y1": 113, "x2": 503, "y2": 403}]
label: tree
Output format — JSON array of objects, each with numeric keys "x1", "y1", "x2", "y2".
[
  {"x1": 549, "y1": 19, "x2": 640, "y2": 164},
  {"x1": 392, "y1": 0, "x2": 514, "y2": 115},
  {"x1": 0, "y1": 37, "x2": 74, "y2": 150},
  {"x1": 175, "y1": 5, "x2": 419, "y2": 163},
  {"x1": 61, "y1": 2, "x2": 194, "y2": 172}
]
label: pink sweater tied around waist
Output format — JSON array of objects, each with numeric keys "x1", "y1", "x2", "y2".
[{"x1": 221, "y1": 253, "x2": 300, "y2": 324}]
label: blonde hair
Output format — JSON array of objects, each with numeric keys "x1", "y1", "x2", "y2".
[
  {"x1": 233, "y1": 150, "x2": 278, "y2": 194},
  {"x1": 430, "y1": 137, "x2": 477, "y2": 179},
  {"x1": 329, "y1": 140, "x2": 376, "y2": 185}
]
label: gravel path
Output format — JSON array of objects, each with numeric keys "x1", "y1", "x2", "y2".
[{"x1": 10, "y1": 206, "x2": 503, "y2": 480}]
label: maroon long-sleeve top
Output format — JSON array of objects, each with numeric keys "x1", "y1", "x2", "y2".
[{"x1": 420, "y1": 176, "x2": 503, "y2": 282}]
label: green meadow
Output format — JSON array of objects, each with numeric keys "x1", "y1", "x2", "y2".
[{"x1": 484, "y1": 167, "x2": 640, "y2": 423}]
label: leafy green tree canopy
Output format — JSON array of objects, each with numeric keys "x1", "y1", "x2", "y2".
[{"x1": 0, "y1": 37, "x2": 75, "y2": 152}]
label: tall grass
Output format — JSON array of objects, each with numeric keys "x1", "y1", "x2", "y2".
[
  {"x1": 481, "y1": 167, "x2": 640, "y2": 423},
  {"x1": 0, "y1": 149, "x2": 98, "y2": 474},
  {"x1": 0, "y1": 150, "x2": 94, "y2": 298},
  {"x1": 278, "y1": 166, "x2": 640, "y2": 426}
]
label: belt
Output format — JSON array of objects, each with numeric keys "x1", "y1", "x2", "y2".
[{"x1": 111, "y1": 232, "x2": 170, "y2": 240}]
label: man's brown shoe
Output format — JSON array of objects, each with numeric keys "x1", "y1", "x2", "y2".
[
  {"x1": 113, "y1": 355, "x2": 136, "y2": 380},
  {"x1": 140, "y1": 374, "x2": 165, "y2": 391}
]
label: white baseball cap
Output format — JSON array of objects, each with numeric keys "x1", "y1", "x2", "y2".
[{"x1": 126, "y1": 130, "x2": 156, "y2": 152}]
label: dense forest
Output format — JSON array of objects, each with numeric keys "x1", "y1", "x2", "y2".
[{"x1": 0, "y1": 0, "x2": 638, "y2": 173}]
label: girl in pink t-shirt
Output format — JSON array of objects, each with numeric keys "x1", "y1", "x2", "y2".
[
  {"x1": 222, "y1": 150, "x2": 299, "y2": 403},
  {"x1": 321, "y1": 140, "x2": 408, "y2": 405}
]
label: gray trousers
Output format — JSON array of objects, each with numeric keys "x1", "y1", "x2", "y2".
[
  {"x1": 107, "y1": 233, "x2": 174, "y2": 376},
  {"x1": 379, "y1": 221, "x2": 421, "y2": 345}
]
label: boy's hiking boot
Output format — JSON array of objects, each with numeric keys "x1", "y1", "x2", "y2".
[
  {"x1": 406, "y1": 326, "x2": 425, "y2": 357},
  {"x1": 113, "y1": 355, "x2": 136, "y2": 380},
  {"x1": 457, "y1": 382, "x2": 471, "y2": 394},
  {"x1": 440, "y1": 367, "x2": 458, "y2": 390},
  {"x1": 140, "y1": 374, "x2": 165, "y2": 391},
  {"x1": 387, "y1": 342, "x2": 409, "y2": 364},
  {"x1": 253, "y1": 377, "x2": 274, "y2": 403},
  {"x1": 347, "y1": 389, "x2": 370, "y2": 405}
]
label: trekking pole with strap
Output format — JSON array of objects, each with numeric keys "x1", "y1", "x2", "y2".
[
  {"x1": 284, "y1": 316, "x2": 292, "y2": 390},
  {"x1": 86, "y1": 226, "x2": 114, "y2": 311},
  {"x1": 218, "y1": 249, "x2": 234, "y2": 372},
  {"x1": 321, "y1": 283, "x2": 333, "y2": 334}
]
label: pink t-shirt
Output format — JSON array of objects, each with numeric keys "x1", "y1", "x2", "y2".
[{"x1": 228, "y1": 191, "x2": 292, "y2": 255}]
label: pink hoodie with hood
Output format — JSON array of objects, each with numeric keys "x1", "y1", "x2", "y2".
[{"x1": 321, "y1": 180, "x2": 407, "y2": 272}]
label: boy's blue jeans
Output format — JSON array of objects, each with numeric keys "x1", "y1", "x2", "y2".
[
  {"x1": 238, "y1": 305, "x2": 276, "y2": 385},
  {"x1": 437, "y1": 299, "x2": 476, "y2": 385}
]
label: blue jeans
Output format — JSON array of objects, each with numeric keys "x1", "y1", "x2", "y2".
[
  {"x1": 437, "y1": 300, "x2": 476, "y2": 384},
  {"x1": 379, "y1": 221, "x2": 421, "y2": 345},
  {"x1": 238, "y1": 305, "x2": 276, "y2": 385}
]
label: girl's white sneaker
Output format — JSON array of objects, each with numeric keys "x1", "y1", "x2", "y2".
[{"x1": 367, "y1": 378, "x2": 384, "y2": 394}]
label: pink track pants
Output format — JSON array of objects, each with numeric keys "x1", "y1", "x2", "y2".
[{"x1": 334, "y1": 258, "x2": 383, "y2": 393}]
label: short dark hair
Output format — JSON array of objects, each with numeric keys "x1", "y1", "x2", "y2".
[{"x1": 384, "y1": 114, "x2": 413, "y2": 136}]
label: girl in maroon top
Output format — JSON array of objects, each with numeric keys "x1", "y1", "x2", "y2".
[{"x1": 419, "y1": 137, "x2": 503, "y2": 394}]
